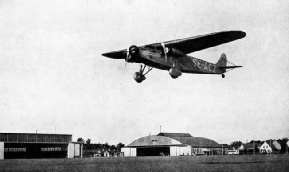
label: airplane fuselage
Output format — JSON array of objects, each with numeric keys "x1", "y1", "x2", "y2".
[{"x1": 134, "y1": 48, "x2": 223, "y2": 74}]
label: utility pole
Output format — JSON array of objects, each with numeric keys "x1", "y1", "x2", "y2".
[
  {"x1": 253, "y1": 141, "x2": 255, "y2": 155},
  {"x1": 270, "y1": 140, "x2": 272, "y2": 154},
  {"x1": 160, "y1": 126, "x2": 161, "y2": 133},
  {"x1": 285, "y1": 141, "x2": 289, "y2": 155}
]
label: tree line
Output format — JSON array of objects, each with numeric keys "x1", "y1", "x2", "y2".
[{"x1": 77, "y1": 138, "x2": 125, "y2": 150}]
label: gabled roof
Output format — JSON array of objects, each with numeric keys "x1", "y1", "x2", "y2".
[
  {"x1": 172, "y1": 137, "x2": 220, "y2": 148},
  {"x1": 157, "y1": 133, "x2": 192, "y2": 137},
  {"x1": 157, "y1": 132, "x2": 220, "y2": 148}
]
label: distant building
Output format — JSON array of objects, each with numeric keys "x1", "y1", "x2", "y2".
[
  {"x1": 226, "y1": 145, "x2": 244, "y2": 155},
  {"x1": 243, "y1": 143, "x2": 255, "y2": 154},
  {"x1": 259, "y1": 141, "x2": 272, "y2": 154},
  {"x1": 83, "y1": 144, "x2": 124, "y2": 157},
  {"x1": 122, "y1": 132, "x2": 223, "y2": 156},
  {"x1": 220, "y1": 144, "x2": 229, "y2": 155},
  {"x1": 0, "y1": 133, "x2": 83, "y2": 159}
]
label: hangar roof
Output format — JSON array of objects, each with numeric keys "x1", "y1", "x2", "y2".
[
  {"x1": 172, "y1": 137, "x2": 221, "y2": 148},
  {"x1": 0, "y1": 133, "x2": 72, "y2": 143},
  {"x1": 127, "y1": 135, "x2": 184, "y2": 147},
  {"x1": 126, "y1": 134, "x2": 221, "y2": 148},
  {"x1": 157, "y1": 132, "x2": 192, "y2": 137}
]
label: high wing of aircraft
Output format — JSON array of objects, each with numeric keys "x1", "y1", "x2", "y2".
[{"x1": 102, "y1": 31, "x2": 246, "y2": 83}]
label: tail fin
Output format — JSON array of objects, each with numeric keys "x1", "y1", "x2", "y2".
[{"x1": 216, "y1": 53, "x2": 227, "y2": 73}]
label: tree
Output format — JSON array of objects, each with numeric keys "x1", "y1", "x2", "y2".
[
  {"x1": 86, "y1": 138, "x2": 91, "y2": 145},
  {"x1": 77, "y1": 137, "x2": 85, "y2": 143},
  {"x1": 230, "y1": 141, "x2": 242, "y2": 148},
  {"x1": 116, "y1": 143, "x2": 125, "y2": 149},
  {"x1": 103, "y1": 142, "x2": 110, "y2": 148}
]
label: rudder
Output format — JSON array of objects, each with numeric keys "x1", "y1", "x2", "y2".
[{"x1": 216, "y1": 53, "x2": 227, "y2": 72}]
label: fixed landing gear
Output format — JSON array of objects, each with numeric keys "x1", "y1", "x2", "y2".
[
  {"x1": 133, "y1": 65, "x2": 152, "y2": 83},
  {"x1": 222, "y1": 74, "x2": 225, "y2": 78}
]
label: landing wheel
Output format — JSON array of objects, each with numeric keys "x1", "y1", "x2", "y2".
[
  {"x1": 133, "y1": 65, "x2": 153, "y2": 83},
  {"x1": 222, "y1": 74, "x2": 225, "y2": 78},
  {"x1": 133, "y1": 72, "x2": 146, "y2": 83}
]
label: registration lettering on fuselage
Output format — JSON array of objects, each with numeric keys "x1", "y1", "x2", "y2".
[{"x1": 192, "y1": 59, "x2": 216, "y2": 73}]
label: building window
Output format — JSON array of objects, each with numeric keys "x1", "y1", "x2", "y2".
[
  {"x1": 18, "y1": 148, "x2": 26, "y2": 152},
  {"x1": 4, "y1": 148, "x2": 8, "y2": 152},
  {"x1": 48, "y1": 147, "x2": 54, "y2": 151},
  {"x1": 9, "y1": 148, "x2": 17, "y2": 152},
  {"x1": 55, "y1": 147, "x2": 61, "y2": 151},
  {"x1": 41, "y1": 148, "x2": 48, "y2": 152}
]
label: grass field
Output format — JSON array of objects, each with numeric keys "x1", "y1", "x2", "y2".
[{"x1": 0, "y1": 155, "x2": 289, "y2": 172}]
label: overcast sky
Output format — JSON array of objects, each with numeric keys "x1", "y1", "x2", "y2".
[{"x1": 0, "y1": 0, "x2": 288, "y2": 145}]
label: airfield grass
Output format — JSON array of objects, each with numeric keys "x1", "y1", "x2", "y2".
[{"x1": 0, "y1": 155, "x2": 289, "y2": 172}]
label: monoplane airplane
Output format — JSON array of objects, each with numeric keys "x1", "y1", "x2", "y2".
[{"x1": 102, "y1": 31, "x2": 246, "y2": 83}]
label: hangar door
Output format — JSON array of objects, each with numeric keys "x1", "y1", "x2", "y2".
[{"x1": 137, "y1": 147, "x2": 170, "y2": 156}]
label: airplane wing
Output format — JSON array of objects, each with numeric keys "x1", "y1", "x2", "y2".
[{"x1": 145, "y1": 31, "x2": 246, "y2": 54}]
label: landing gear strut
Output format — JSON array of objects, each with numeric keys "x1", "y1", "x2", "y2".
[
  {"x1": 222, "y1": 74, "x2": 225, "y2": 78},
  {"x1": 133, "y1": 65, "x2": 152, "y2": 83}
]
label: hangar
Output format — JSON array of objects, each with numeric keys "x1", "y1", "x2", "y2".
[
  {"x1": 121, "y1": 132, "x2": 223, "y2": 156},
  {"x1": 0, "y1": 133, "x2": 83, "y2": 159}
]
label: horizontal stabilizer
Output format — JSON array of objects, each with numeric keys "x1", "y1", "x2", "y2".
[{"x1": 219, "y1": 66, "x2": 242, "y2": 69}]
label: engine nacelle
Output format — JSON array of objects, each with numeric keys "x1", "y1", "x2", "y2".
[
  {"x1": 133, "y1": 72, "x2": 146, "y2": 83},
  {"x1": 169, "y1": 67, "x2": 182, "y2": 79}
]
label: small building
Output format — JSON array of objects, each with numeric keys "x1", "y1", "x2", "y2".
[
  {"x1": 83, "y1": 144, "x2": 124, "y2": 157},
  {"x1": 226, "y1": 145, "x2": 244, "y2": 155},
  {"x1": 220, "y1": 144, "x2": 229, "y2": 155},
  {"x1": 259, "y1": 141, "x2": 272, "y2": 154},
  {"x1": 103, "y1": 150, "x2": 110, "y2": 157},
  {"x1": 0, "y1": 133, "x2": 83, "y2": 159}
]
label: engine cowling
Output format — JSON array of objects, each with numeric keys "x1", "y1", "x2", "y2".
[
  {"x1": 126, "y1": 45, "x2": 139, "y2": 63},
  {"x1": 133, "y1": 72, "x2": 146, "y2": 83},
  {"x1": 169, "y1": 67, "x2": 182, "y2": 79}
]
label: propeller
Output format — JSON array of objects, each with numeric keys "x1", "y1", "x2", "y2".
[
  {"x1": 124, "y1": 48, "x2": 130, "y2": 68},
  {"x1": 124, "y1": 45, "x2": 139, "y2": 68},
  {"x1": 161, "y1": 42, "x2": 168, "y2": 63}
]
